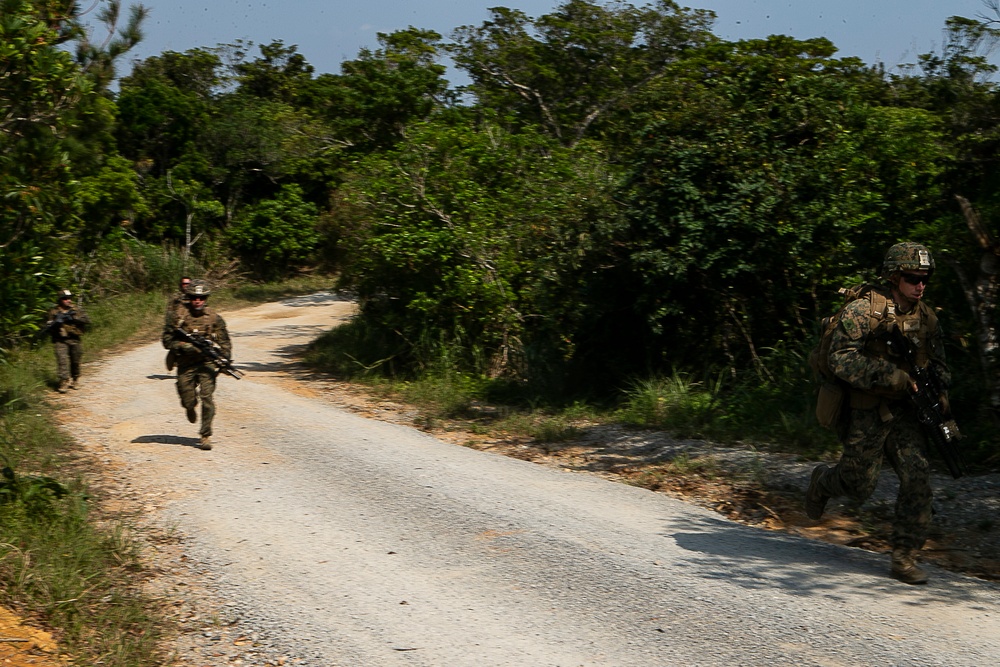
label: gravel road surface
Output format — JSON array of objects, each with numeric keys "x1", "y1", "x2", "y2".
[{"x1": 61, "y1": 293, "x2": 1000, "y2": 666}]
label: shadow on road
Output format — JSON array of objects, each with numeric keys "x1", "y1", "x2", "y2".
[
  {"x1": 666, "y1": 514, "x2": 997, "y2": 604},
  {"x1": 131, "y1": 434, "x2": 203, "y2": 448},
  {"x1": 278, "y1": 292, "x2": 349, "y2": 307},
  {"x1": 231, "y1": 323, "x2": 329, "y2": 339}
]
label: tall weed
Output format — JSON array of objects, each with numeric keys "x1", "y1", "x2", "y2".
[
  {"x1": 304, "y1": 316, "x2": 407, "y2": 378},
  {"x1": 617, "y1": 373, "x2": 719, "y2": 436},
  {"x1": 400, "y1": 367, "x2": 486, "y2": 420},
  {"x1": 83, "y1": 234, "x2": 199, "y2": 298},
  {"x1": 716, "y1": 343, "x2": 838, "y2": 454}
]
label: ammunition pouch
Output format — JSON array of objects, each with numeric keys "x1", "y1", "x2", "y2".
[{"x1": 815, "y1": 381, "x2": 844, "y2": 430}]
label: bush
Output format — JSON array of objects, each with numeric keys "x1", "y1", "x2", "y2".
[{"x1": 227, "y1": 185, "x2": 320, "y2": 279}]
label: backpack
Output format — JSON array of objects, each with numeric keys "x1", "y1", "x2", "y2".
[{"x1": 808, "y1": 284, "x2": 891, "y2": 428}]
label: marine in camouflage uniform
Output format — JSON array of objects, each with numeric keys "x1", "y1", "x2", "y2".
[
  {"x1": 46, "y1": 290, "x2": 91, "y2": 393},
  {"x1": 806, "y1": 242, "x2": 949, "y2": 584},
  {"x1": 164, "y1": 277, "x2": 193, "y2": 371},
  {"x1": 165, "y1": 276, "x2": 192, "y2": 324},
  {"x1": 161, "y1": 284, "x2": 232, "y2": 451}
]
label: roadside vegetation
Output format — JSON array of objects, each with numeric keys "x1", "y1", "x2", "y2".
[
  {"x1": 6, "y1": 0, "x2": 1000, "y2": 661},
  {"x1": 303, "y1": 329, "x2": 841, "y2": 459}
]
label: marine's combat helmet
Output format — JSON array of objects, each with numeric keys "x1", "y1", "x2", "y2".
[
  {"x1": 188, "y1": 283, "x2": 210, "y2": 310},
  {"x1": 882, "y1": 242, "x2": 934, "y2": 279},
  {"x1": 57, "y1": 289, "x2": 73, "y2": 300}
]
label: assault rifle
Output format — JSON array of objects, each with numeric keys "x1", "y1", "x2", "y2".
[
  {"x1": 886, "y1": 326, "x2": 966, "y2": 479},
  {"x1": 35, "y1": 310, "x2": 76, "y2": 340},
  {"x1": 173, "y1": 327, "x2": 244, "y2": 380}
]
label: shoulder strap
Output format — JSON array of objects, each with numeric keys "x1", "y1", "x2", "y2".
[
  {"x1": 203, "y1": 309, "x2": 218, "y2": 335},
  {"x1": 867, "y1": 287, "x2": 892, "y2": 331},
  {"x1": 916, "y1": 300, "x2": 939, "y2": 330}
]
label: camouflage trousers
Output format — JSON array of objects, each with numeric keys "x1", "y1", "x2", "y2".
[
  {"x1": 176, "y1": 363, "x2": 218, "y2": 438},
  {"x1": 53, "y1": 340, "x2": 82, "y2": 382},
  {"x1": 817, "y1": 403, "x2": 932, "y2": 551}
]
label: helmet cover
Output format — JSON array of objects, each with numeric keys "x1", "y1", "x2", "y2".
[{"x1": 882, "y1": 242, "x2": 934, "y2": 278}]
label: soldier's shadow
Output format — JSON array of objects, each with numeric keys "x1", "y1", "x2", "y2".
[
  {"x1": 147, "y1": 374, "x2": 175, "y2": 380},
  {"x1": 132, "y1": 435, "x2": 202, "y2": 448}
]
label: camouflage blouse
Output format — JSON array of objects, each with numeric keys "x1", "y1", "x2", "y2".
[
  {"x1": 829, "y1": 290, "x2": 949, "y2": 399},
  {"x1": 161, "y1": 306, "x2": 232, "y2": 366}
]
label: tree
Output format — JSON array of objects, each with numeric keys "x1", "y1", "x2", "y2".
[
  {"x1": 955, "y1": 196, "x2": 1000, "y2": 418},
  {"x1": 618, "y1": 37, "x2": 950, "y2": 375},
  {"x1": 302, "y1": 28, "x2": 451, "y2": 154},
  {"x1": 449, "y1": 0, "x2": 715, "y2": 145},
  {"x1": 227, "y1": 184, "x2": 319, "y2": 278},
  {"x1": 233, "y1": 40, "x2": 314, "y2": 104},
  {"x1": 1, "y1": 0, "x2": 89, "y2": 254},
  {"x1": 333, "y1": 116, "x2": 621, "y2": 383},
  {"x1": 0, "y1": 0, "x2": 145, "y2": 346},
  {"x1": 1, "y1": 0, "x2": 90, "y2": 348},
  {"x1": 74, "y1": 0, "x2": 150, "y2": 92},
  {"x1": 163, "y1": 169, "x2": 223, "y2": 266},
  {"x1": 76, "y1": 154, "x2": 149, "y2": 250},
  {"x1": 116, "y1": 48, "x2": 223, "y2": 175}
]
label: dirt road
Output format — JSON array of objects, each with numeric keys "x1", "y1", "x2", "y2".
[{"x1": 60, "y1": 293, "x2": 1000, "y2": 666}]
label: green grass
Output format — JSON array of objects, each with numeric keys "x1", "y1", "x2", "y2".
[
  {"x1": 298, "y1": 303, "x2": 862, "y2": 465},
  {"x1": 615, "y1": 373, "x2": 720, "y2": 436},
  {"x1": 0, "y1": 274, "x2": 337, "y2": 666},
  {"x1": 0, "y1": 386, "x2": 167, "y2": 664},
  {"x1": 304, "y1": 316, "x2": 846, "y2": 459}
]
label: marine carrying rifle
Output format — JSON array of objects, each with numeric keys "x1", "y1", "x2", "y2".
[
  {"x1": 173, "y1": 327, "x2": 244, "y2": 380},
  {"x1": 886, "y1": 326, "x2": 966, "y2": 479}
]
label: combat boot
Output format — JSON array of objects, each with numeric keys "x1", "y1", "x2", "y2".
[
  {"x1": 805, "y1": 464, "x2": 831, "y2": 520},
  {"x1": 56, "y1": 379, "x2": 69, "y2": 394},
  {"x1": 69, "y1": 377, "x2": 79, "y2": 390},
  {"x1": 891, "y1": 548, "x2": 928, "y2": 585},
  {"x1": 186, "y1": 406, "x2": 197, "y2": 423},
  {"x1": 197, "y1": 436, "x2": 212, "y2": 451}
]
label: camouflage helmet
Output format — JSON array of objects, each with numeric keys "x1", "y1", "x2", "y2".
[
  {"x1": 57, "y1": 289, "x2": 73, "y2": 300},
  {"x1": 188, "y1": 283, "x2": 211, "y2": 298},
  {"x1": 882, "y1": 242, "x2": 934, "y2": 278}
]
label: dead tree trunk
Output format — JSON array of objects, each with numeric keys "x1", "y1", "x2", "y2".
[{"x1": 955, "y1": 195, "x2": 1000, "y2": 415}]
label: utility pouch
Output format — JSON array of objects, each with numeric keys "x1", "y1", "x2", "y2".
[
  {"x1": 166, "y1": 348, "x2": 177, "y2": 371},
  {"x1": 815, "y1": 381, "x2": 844, "y2": 430}
]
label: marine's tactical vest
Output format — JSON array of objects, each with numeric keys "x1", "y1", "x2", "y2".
[
  {"x1": 176, "y1": 308, "x2": 221, "y2": 338},
  {"x1": 811, "y1": 284, "x2": 937, "y2": 428},
  {"x1": 864, "y1": 297, "x2": 937, "y2": 374},
  {"x1": 174, "y1": 308, "x2": 222, "y2": 365},
  {"x1": 47, "y1": 305, "x2": 84, "y2": 340}
]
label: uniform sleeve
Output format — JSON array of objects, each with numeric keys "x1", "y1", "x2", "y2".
[
  {"x1": 72, "y1": 306, "x2": 90, "y2": 328},
  {"x1": 164, "y1": 298, "x2": 177, "y2": 326},
  {"x1": 828, "y1": 298, "x2": 910, "y2": 393},
  {"x1": 214, "y1": 316, "x2": 232, "y2": 359},
  {"x1": 164, "y1": 301, "x2": 184, "y2": 331},
  {"x1": 162, "y1": 317, "x2": 179, "y2": 350},
  {"x1": 44, "y1": 308, "x2": 59, "y2": 341}
]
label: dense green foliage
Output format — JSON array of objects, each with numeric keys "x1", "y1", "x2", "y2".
[{"x1": 5, "y1": 0, "x2": 1000, "y2": 458}]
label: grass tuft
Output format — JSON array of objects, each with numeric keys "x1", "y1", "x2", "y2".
[{"x1": 616, "y1": 373, "x2": 718, "y2": 436}]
